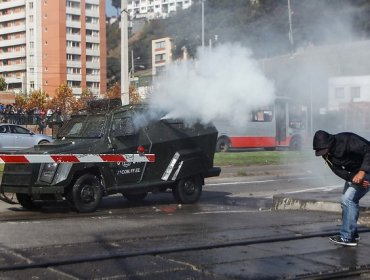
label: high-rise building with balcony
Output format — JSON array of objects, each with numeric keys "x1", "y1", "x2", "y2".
[
  {"x1": 128, "y1": 0, "x2": 193, "y2": 20},
  {"x1": 0, "y1": 0, "x2": 106, "y2": 98}
]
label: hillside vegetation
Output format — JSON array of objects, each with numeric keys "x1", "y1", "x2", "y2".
[{"x1": 106, "y1": 0, "x2": 370, "y2": 85}]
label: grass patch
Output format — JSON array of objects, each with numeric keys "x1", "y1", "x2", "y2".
[{"x1": 214, "y1": 150, "x2": 313, "y2": 166}]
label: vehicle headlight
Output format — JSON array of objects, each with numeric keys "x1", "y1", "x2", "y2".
[{"x1": 39, "y1": 163, "x2": 58, "y2": 183}]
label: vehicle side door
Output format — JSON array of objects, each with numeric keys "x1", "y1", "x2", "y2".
[
  {"x1": 10, "y1": 125, "x2": 35, "y2": 150},
  {"x1": 108, "y1": 112, "x2": 146, "y2": 184},
  {"x1": 0, "y1": 125, "x2": 12, "y2": 152}
]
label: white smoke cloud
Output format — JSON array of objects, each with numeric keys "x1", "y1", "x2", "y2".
[{"x1": 148, "y1": 43, "x2": 275, "y2": 126}]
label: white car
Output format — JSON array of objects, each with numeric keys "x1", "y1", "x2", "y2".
[{"x1": 0, "y1": 124, "x2": 53, "y2": 153}]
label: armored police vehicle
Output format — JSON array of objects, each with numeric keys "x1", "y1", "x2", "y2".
[{"x1": 0, "y1": 102, "x2": 221, "y2": 213}]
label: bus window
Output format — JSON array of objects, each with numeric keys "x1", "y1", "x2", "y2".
[{"x1": 251, "y1": 110, "x2": 273, "y2": 122}]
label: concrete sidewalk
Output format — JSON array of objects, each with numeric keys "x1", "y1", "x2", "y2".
[{"x1": 214, "y1": 163, "x2": 370, "y2": 214}]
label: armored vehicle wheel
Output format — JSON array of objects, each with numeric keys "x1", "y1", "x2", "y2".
[
  {"x1": 16, "y1": 193, "x2": 40, "y2": 210},
  {"x1": 69, "y1": 174, "x2": 102, "y2": 213},
  {"x1": 123, "y1": 192, "x2": 148, "y2": 202},
  {"x1": 172, "y1": 176, "x2": 202, "y2": 204}
]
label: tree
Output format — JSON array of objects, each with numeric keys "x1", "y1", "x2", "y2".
[
  {"x1": 74, "y1": 88, "x2": 96, "y2": 112},
  {"x1": 26, "y1": 89, "x2": 49, "y2": 110},
  {"x1": 129, "y1": 85, "x2": 142, "y2": 104},
  {"x1": 48, "y1": 83, "x2": 77, "y2": 116},
  {"x1": 15, "y1": 94, "x2": 27, "y2": 108},
  {"x1": 0, "y1": 76, "x2": 7, "y2": 91},
  {"x1": 105, "y1": 82, "x2": 121, "y2": 99}
]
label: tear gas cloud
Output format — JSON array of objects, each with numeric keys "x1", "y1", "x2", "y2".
[{"x1": 148, "y1": 43, "x2": 275, "y2": 126}]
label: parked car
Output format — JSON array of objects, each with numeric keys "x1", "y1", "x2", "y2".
[{"x1": 0, "y1": 124, "x2": 53, "y2": 153}]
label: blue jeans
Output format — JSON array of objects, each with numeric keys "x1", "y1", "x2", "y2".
[{"x1": 340, "y1": 177, "x2": 370, "y2": 240}]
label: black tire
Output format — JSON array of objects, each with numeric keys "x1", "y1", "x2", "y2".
[
  {"x1": 69, "y1": 174, "x2": 102, "y2": 213},
  {"x1": 38, "y1": 140, "x2": 49, "y2": 145},
  {"x1": 16, "y1": 193, "x2": 40, "y2": 210},
  {"x1": 216, "y1": 137, "x2": 230, "y2": 152},
  {"x1": 172, "y1": 176, "x2": 202, "y2": 204},
  {"x1": 123, "y1": 192, "x2": 148, "y2": 202}
]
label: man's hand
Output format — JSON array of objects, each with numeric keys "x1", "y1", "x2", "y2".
[
  {"x1": 353, "y1": 170, "x2": 366, "y2": 184},
  {"x1": 361, "y1": 180, "x2": 370, "y2": 188}
]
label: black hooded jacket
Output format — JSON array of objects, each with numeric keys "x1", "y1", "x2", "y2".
[{"x1": 313, "y1": 130, "x2": 370, "y2": 181}]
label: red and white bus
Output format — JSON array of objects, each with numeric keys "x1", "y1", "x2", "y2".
[{"x1": 214, "y1": 98, "x2": 306, "y2": 152}]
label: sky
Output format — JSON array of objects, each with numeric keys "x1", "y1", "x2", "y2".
[{"x1": 105, "y1": 0, "x2": 116, "y2": 17}]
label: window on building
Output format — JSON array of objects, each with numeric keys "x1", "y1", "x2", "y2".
[
  {"x1": 350, "y1": 87, "x2": 361, "y2": 99},
  {"x1": 67, "y1": 40, "x2": 81, "y2": 48},
  {"x1": 67, "y1": 67, "x2": 81, "y2": 74},
  {"x1": 87, "y1": 82, "x2": 100, "y2": 89},
  {"x1": 335, "y1": 87, "x2": 345, "y2": 99},
  {"x1": 86, "y1": 3, "x2": 99, "y2": 11},
  {"x1": 67, "y1": 27, "x2": 80, "y2": 35},
  {"x1": 86, "y1": 68, "x2": 99, "y2": 75},
  {"x1": 155, "y1": 41, "x2": 165, "y2": 49},
  {"x1": 66, "y1": 14, "x2": 80, "y2": 21},
  {"x1": 67, "y1": 54, "x2": 81, "y2": 61},
  {"x1": 155, "y1": 53, "x2": 165, "y2": 62},
  {"x1": 67, "y1": 80, "x2": 81, "y2": 88},
  {"x1": 86, "y1": 55, "x2": 99, "y2": 62},
  {"x1": 86, "y1": 29, "x2": 99, "y2": 37},
  {"x1": 86, "y1": 42, "x2": 99, "y2": 50},
  {"x1": 86, "y1": 16, "x2": 99, "y2": 24},
  {"x1": 155, "y1": 65, "x2": 166, "y2": 75},
  {"x1": 67, "y1": 1, "x2": 80, "y2": 8}
]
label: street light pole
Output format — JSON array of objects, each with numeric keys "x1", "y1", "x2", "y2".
[
  {"x1": 288, "y1": 0, "x2": 294, "y2": 46},
  {"x1": 201, "y1": 0, "x2": 205, "y2": 51},
  {"x1": 121, "y1": 0, "x2": 129, "y2": 105},
  {"x1": 131, "y1": 50, "x2": 134, "y2": 78}
]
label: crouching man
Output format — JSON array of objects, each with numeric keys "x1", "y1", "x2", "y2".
[{"x1": 313, "y1": 130, "x2": 370, "y2": 246}]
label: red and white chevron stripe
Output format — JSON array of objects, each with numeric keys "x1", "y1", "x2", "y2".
[{"x1": 0, "y1": 154, "x2": 155, "y2": 164}]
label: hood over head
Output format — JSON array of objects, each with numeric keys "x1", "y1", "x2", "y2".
[{"x1": 313, "y1": 130, "x2": 334, "y2": 156}]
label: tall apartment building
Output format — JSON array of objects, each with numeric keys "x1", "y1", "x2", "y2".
[
  {"x1": 0, "y1": 0, "x2": 106, "y2": 98},
  {"x1": 128, "y1": 0, "x2": 193, "y2": 20}
]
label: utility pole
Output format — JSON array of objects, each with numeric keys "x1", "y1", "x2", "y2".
[
  {"x1": 131, "y1": 50, "x2": 134, "y2": 78},
  {"x1": 121, "y1": 0, "x2": 129, "y2": 105},
  {"x1": 201, "y1": 0, "x2": 205, "y2": 51},
  {"x1": 288, "y1": 0, "x2": 294, "y2": 46}
]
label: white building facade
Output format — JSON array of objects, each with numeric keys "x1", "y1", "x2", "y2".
[
  {"x1": 328, "y1": 76, "x2": 370, "y2": 111},
  {"x1": 128, "y1": 0, "x2": 193, "y2": 20},
  {"x1": 0, "y1": 0, "x2": 27, "y2": 92},
  {"x1": 152, "y1": 37, "x2": 173, "y2": 75}
]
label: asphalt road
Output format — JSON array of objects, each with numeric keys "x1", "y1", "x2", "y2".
[{"x1": 2, "y1": 167, "x2": 368, "y2": 279}]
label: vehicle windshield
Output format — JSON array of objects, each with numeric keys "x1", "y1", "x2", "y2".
[{"x1": 57, "y1": 115, "x2": 106, "y2": 139}]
